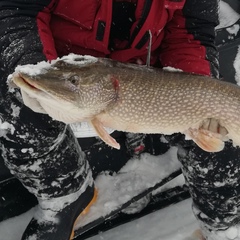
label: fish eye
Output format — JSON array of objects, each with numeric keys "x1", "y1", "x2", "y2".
[{"x1": 69, "y1": 75, "x2": 79, "y2": 85}]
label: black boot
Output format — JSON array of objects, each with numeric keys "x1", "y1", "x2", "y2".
[
  {"x1": 0, "y1": 154, "x2": 12, "y2": 182},
  {"x1": 21, "y1": 184, "x2": 97, "y2": 240},
  {"x1": 0, "y1": 155, "x2": 37, "y2": 222},
  {"x1": 0, "y1": 177, "x2": 37, "y2": 222},
  {"x1": 177, "y1": 139, "x2": 240, "y2": 240}
]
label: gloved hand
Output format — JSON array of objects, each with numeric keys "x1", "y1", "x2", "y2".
[
  {"x1": 166, "y1": 118, "x2": 228, "y2": 148},
  {"x1": 201, "y1": 118, "x2": 228, "y2": 137}
]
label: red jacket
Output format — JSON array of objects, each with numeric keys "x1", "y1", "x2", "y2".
[{"x1": 0, "y1": 0, "x2": 219, "y2": 77}]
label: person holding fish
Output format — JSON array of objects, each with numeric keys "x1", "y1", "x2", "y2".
[{"x1": 0, "y1": 0, "x2": 238, "y2": 240}]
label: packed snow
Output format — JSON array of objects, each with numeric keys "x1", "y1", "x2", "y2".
[
  {"x1": 11, "y1": 54, "x2": 98, "y2": 78},
  {"x1": 1, "y1": 1, "x2": 240, "y2": 240},
  {"x1": 0, "y1": 148, "x2": 189, "y2": 240},
  {"x1": 216, "y1": 1, "x2": 240, "y2": 30}
]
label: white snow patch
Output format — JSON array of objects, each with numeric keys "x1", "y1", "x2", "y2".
[
  {"x1": 226, "y1": 24, "x2": 240, "y2": 36},
  {"x1": 233, "y1": 46, "x2": 240, "y2": 84},
  {"x1": 13, "y1": 54, "x2": 98, "y2": 77},
  {"x1": 87, "y1": 199, "x2": 197, "y2": 240},
  {"x1": 225, "y1": 227, "x2": 239, "y2": 240},
  {"x1": 0, "y1": 119, "x2": 15, "y2": 137},
  {"x1": 216, "y1": 1, "x2": 240, "y2": 30},
  {"x1": 10, "y1": 103, "x2": 20, "y2": 118},
  {"x1": 163, "y1": 66, "x2": 183, "y2": 72},
  {"x1": 75, "y1": 147, "x2": 182, "y2": 229}
]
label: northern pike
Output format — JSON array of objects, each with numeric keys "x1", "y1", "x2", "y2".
[{"x1": 9, "y1": 54, "x2": 240, "y2": 152}]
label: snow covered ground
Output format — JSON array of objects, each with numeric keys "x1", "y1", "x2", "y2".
[
  {"x1": 0, "y1": 148, "x2": 195, "y2": 240},
  {"x1": 1, "y1": 1, "x2": 240, "y2": 240},
  {"x1": 0, "y1": 199, "x2": 198, "y2": 240},
  {"x1": 88, "y1": 199, "x2": 197, "y2": 240},
  {"x1": 0, "y1": 198, "x2": 198, "y2": 240},
  {"x1": 0, "y1": 197, "x2": 198, "y2": 240}
]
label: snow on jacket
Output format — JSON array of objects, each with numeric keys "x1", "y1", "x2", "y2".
[{"x1": 0, "y1": 0, "x2": 219, "y2": 78}]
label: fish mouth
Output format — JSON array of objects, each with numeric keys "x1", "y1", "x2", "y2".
[
  {"x1": 11, "y1": 72, "x2": 57, "y2": 104},
  {"x1": 21, "y1": 76, "x2": 38, "y2": 89},
  {"x1": 12, "y1": 72, "x2": 44, "y2": 94}
]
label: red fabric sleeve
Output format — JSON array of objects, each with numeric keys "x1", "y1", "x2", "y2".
[
  {"x1": 36, "y1": 1, "x2": 58, "y2": 61},
  {"x1": 159, "y1": 0, "x2": 219, "y2": 77}
]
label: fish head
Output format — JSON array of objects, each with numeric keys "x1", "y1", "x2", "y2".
[{"x1": 10, "y1": 55, "x2": 119, "y2": 123}]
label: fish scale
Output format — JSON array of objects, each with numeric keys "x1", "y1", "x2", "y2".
[{"x1": 10, "y1": 54, "x2": 240, "y2": 152}]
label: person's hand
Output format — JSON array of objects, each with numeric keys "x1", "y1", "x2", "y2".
[
  {"x1": 201, "y1": 118, "x2": 228, "y2": 137},
  {"x1": 186, "y1": 118, "x2": 228, "y2": 152}
]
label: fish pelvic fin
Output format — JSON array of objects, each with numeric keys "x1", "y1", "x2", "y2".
[
  {"x1": 186, "y1": 127, "x2": 225, "y2": 152},
  {"x1": 91, "y1": 118, "x2": 120, "y2": 150}
]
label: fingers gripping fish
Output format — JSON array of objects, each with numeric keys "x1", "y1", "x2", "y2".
[{"x1": 9, "y1": 54, "x2": 240, "y2": 152}]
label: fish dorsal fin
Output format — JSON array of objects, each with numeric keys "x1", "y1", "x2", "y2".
[
  {"x1": 91, "y1": 118, "x2": 120, "y2": 149},
  {"x1": 186, "y1": 128, "x2": 225, "y2": 152}
]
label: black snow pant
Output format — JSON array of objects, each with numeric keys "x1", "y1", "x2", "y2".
[
  {"x1": 0, "y1": 73, "x2": 93, "y2": 200},
  {"x1": 177, "y1": 137, "x2": 240, "y2": 239}
]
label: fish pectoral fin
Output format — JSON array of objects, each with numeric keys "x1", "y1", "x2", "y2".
[
  {"x1": 91, "y1": 118, "x2": 120, "y2": 150},
  {"x1": 186, "y1": 128, "x2": 225, "y2": 152}
]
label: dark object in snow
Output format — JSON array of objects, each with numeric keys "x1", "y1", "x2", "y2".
[{"x1": 21, "y1": 186, "x2": 95, "y2": 240}]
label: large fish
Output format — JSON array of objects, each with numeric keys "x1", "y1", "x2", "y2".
[{"x1": 9, "y1": 54, "x2": 240, "y2": 152}]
